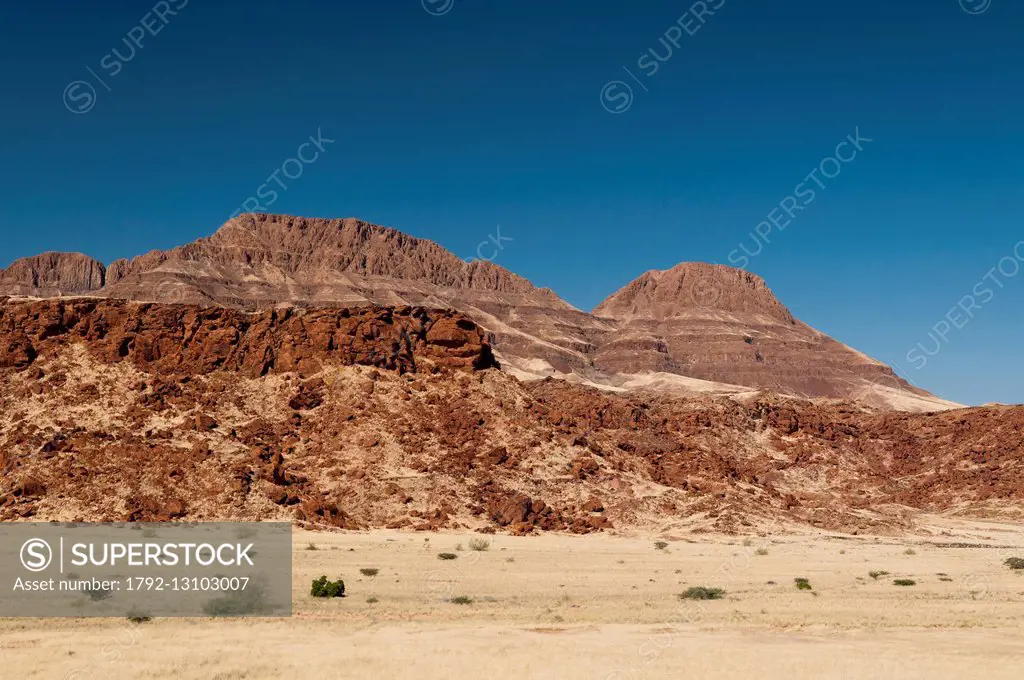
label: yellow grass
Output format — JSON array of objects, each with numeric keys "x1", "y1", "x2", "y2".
[{"x1": 3, "y1": 515, "x2": 1023, "y2": 679}]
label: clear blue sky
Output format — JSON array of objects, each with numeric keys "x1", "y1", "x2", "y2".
[{"x1": 1, "y1": 0, "x2": 1021, "y2": 406}]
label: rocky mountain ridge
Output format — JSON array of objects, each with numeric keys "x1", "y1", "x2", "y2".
[{"x1": 0, "y1": 213, "x2": 955, "y2": 410}]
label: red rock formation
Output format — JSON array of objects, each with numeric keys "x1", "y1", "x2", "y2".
[
  {"x1": 0, "y1": 304, "x2": 1019, "y2": 532},
  {"x1": 0, "y1": 298, "x2": 497, "y2": 376},
  {"x1": 0, "y1": 252, "x2": 106, "y2": 296},
  {"x1": 98, "y1": 213, "x2": 609, "y2": 378}
]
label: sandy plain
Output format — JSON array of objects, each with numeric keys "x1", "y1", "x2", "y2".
[{"x1": 2, "y1": 515, "x2": 1023, "y2": 679}]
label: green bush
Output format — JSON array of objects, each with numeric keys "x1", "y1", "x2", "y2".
[
  {"x1": 450, "y1": 596, "x2": 473, "y2": 605},
  {"x1": 893, "y1": 579, "x2": 916, "y2": 586},
  {"x1": 679, "y1": 586, "x2": 725, "y2": 601},
  {"x1": 654, "y1": 541, "x2": 668, "y2": 551},
  {"x1": 1004, "y1": 557, "x2": 1024, "y2": 570},
  {"x1": 794, "y1": 578, "x2": 812, "y2": 591},
  {"x1": 438, "y1": 553, "x2": 458, "y2": 561},
  {"x1": 360, "y1": 568, "x2": 379, "y2": 577},
  {"x1": 869, "y1": 571, "x2": 890, "y2": 580},
  {"x1": 310, "y1": 576, "x2": 346, "y2": 598},
  {"x1": 468, "y1": 538, "x2": 490, "y2": 552}
]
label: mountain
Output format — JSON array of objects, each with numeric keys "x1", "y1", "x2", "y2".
[
  {"x1": 592, "y1": 263, "x2": 954, "y2": 410},
  {"x1": 1, "y1": 297, "x2": 1020, "y2": 532},
  {"x1": 0, "y1": 213, "x2": 957, "y2": 410}
]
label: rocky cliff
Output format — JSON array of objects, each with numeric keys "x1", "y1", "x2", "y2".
[
  {"x1": 0, "y1": 252, "x2": 106, "y2": 296},
  {"x1": 0, "y1": 298, "x2": 496, "y2": 377}
]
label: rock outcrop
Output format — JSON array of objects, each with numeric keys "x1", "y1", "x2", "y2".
[
  {"x1": 0, "y1": 302, "x2": 1018, "y2": 531},
  {"x1": 0, "y1": 252, "x2": 106, "y2": 296},
  {"x1": 97, "y1": 213, "x2": 611, "y2": 378},
  {"x1": 0, "y1": 298, "x2": 496, "y2": 377}
]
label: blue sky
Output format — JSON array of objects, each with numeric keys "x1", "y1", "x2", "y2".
[{"x1": 1, "y1": 0, "x2": 1021, "y2": 405}]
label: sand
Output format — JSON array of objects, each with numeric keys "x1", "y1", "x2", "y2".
[{"x1": 2, "y1": 515, "x2": 1023, "y2": 679}]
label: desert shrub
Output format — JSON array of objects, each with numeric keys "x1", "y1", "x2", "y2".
[
  {"x1": 366, "y1": 597, "x2": 379, "y2": 604},
  {"x1": 125, "y1": 609, "x2": 152, "y2": 624},
  {"x1": 306, "y1": 542, "x2": 318, "y2": 551},
  {"x1": 455, "y1": 543, "x2": 464, "y2": 552},
  {"x1": 939, "y1": 576, "x2": 953, "y2": 582},
  {"x1": 869, "y1": 571, "x2": 889, "y2": 580},
  {"x1": 893, "y1": 579, "x2": 916, "y2": 586},
  {"x1": 310, "y1": 576, "x2": 346, "y2": 598},
  {"x1": 86, "y1": 586, "x2": 113, "y2": 601},
  {"x1": 204, "y1": 583, "x2": 271, "y2": 616},
  {"x1": 1004, "y1": 557, "x2": 1024, "y2": 570},
  {"x1": 450, "y1": 596, "x2": 473, "y2": 605},
  {"x1": 654, "y1": 541, "x2": 668, "y2": 551},
  {"x1": 755, "y1": 548, "x2": 769, "y2": 556},
  {"x1": 794, "y1": 578, "x2": 812, "y2": 591},
  {"x1": 742, "y1": 538, "x2": 753, "y2": 547},
  {"x1": 360, "y1": 568, "x2": 379, "y2": 577},
  {"x1": 469, "y1": 538, "x2": 490, "y2": 552},
  {"x1": 679, "y1": 586, "x2": 725, "y2": 601},
  {"x1": 438, "y1": 553, "x2": 458, "y2": 561},
  {"x1": 904, "y1": 548, "x2": 916, "y2": 555},
  {"x1": 506, "y1": 556, "x2": 515, "y2": 563}
]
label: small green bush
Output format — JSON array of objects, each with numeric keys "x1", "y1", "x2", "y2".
[
  {"x1": 306, "y1": 542, "x2": 318, "y2": 551},
  {"x1": 869, "y1": 571, "x2": 889, "y2": 580},
  {"x1": 469, "y1": 538, "x2": 490, "y2": 552},
  {"x1": 360, "y1": 568, "x2": 379, "y2": 577},
  {"x1": 755, "y1": 548, "x2": 769, "y2": 556},
  {"x1": 893, "y1": 579, "x2": 916, "y2": 587},
  {"x1": 654, "y1": 541, "x2": 669, "y2": 551},
  {"x1": 1004, "y1": 557, "x2": 1024, "y2": 570},
  {"x1": 438, "y1": 552, "x2": 458, "y2": 561},
  {"x1": 794, "y1": 578, "x2": 812, "y2": 591},
  {"x1": 679, "y1": 586, "x2": 725, "y2": 601},
  {"x1": 904, "y1": 548, "x2": 917, "y2": 555},
  {"x1": 310, "y1": 576, "x2": 346, "y2": 598},
  {"x1": 366, "y1": 596, "x2": 379, "y2": 604},
  {"x1": 450, "y1": 596, "x2": 473, "y2": 605}
]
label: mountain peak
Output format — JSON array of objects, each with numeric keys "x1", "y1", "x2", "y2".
[
  {"x1": 0, "y1": 252, "x2": 106, "y2": 295},
  {"x1": 594, "y1": 262, "x2": 795, "y2": 324}
]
